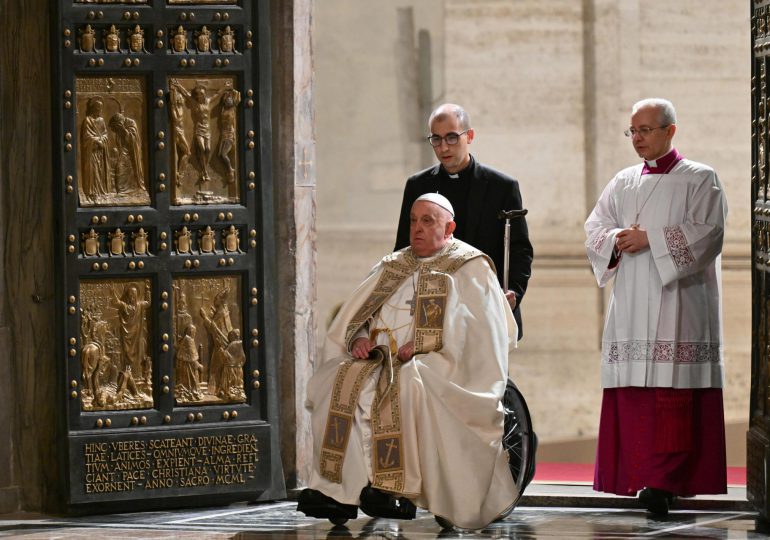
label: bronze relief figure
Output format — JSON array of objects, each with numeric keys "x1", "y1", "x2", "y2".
[
  {"x1": 218, "y1": 26, "x2": 235, "y2": 53},
  {"x1": 128, "y1": 25, "x2": 145, "y2": 53},
  {"x1": 172, "y1": 276, "x2": 246, "y2": 405},
  {"x1": 78, "y1": 24, "x2": 96, "y2": 52},
  {"x1": 79, "y1": 279, "x2": 154, "y2": 411},
  {"x1": 103, "y1": 25, "x2": 121, "y2": 52},
  {"x1": 195, "y1": 26, "x2": 212, "y2": 53},
  {"x1": 168, "y1": 76, "x2": 240, "y2": 205},
  {"x1": 79, "y1": 97, "x2": 110, "y2": 202},
  {"x1": 172, "y1": 25, "x2": 187, "y2": 53},
  {"x1": 76, "y1": 77, "x2": 150, "y2": 207}
]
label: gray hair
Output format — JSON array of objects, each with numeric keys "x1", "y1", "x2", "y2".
[
  {"x1": 632, "y1": 98, "x2": 677, "y2": 126},
  {"x1": 428, "y1": 103, "x2": 471, "y2": 131}
]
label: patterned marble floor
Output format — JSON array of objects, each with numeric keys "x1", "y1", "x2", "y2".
[{"x1": 0, "y1": 498, "x2": 765, "y2": 539}]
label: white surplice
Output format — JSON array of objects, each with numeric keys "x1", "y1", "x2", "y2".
[
  {"x1": 585, "y1": 159, "x2": 727, "y2": 389},
  {"x1": 306, "y1": 245, "x2": 518, "y2": 530}
]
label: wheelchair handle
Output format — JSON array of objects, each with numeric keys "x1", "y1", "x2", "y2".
[{"x1": 497, "y1": 208, "x2": 528, "y2": 291}]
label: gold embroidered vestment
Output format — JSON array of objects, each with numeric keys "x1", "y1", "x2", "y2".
[{"x1": 319, "y1": 241, "x2": 490, "y2": 492}]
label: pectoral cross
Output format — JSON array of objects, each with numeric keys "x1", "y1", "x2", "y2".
[{"x1": 405, "y1": 292, "x2": 417, "y2": 316}]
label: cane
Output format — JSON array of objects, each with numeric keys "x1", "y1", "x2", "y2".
[{"x1": 497, "y1": 209, "x2": 528, "y2": 292}]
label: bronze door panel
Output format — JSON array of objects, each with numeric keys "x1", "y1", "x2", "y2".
[
  {"x1": 53, "y1": 0, "x2": 282, "y2": 509},
  {"x1": 750, "y1": 2, "x2": 770, "y2": 519}
]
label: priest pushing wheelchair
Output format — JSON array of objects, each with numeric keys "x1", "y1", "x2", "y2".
[{"x1": 297, "y1": 196, "x2": 536, "y2": 530}]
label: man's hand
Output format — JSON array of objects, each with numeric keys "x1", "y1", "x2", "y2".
[
  {"x1": 351, "y1": 337, "x2": 373, "y2": 359},
  {"x1": 504, "y1": 291, "x2": 517, "y2": 309},
  {"x1": 398, "y1": 341, "x2": 414, "y2": 362},
  {"x1": 616, "y1": 227, "x2": 649, "y2": 253}
]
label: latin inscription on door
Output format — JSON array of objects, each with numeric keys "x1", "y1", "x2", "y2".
[{"x1": 70, "y1": 425, "x2": 270, "y2": 503}]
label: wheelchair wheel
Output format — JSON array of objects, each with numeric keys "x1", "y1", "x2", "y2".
[{"x1": 501, "y1": 378, "x2": 537, "y2": 509}]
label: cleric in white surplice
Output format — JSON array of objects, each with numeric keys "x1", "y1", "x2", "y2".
[
  {"x1": 585, "y1": 98, "x2": 728, "y2": 515},
  {"x1": 297, "y1": 193, "x2": 518, "y2": 530}
]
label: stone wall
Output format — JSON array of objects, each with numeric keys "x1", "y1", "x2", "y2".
[
  {"x1": 313, "y1": 0, "x2": 751, "y2": 470},
  {"x1": 271, "y1": 0, "x2": 316, "y2": 492}
]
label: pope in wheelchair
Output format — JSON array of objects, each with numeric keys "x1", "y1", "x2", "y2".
[{"x1": 297, "y1": 194, "x2": 535, "y2": 530}]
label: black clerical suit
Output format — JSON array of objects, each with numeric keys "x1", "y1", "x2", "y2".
[{"x1": 395, "y1": 155, "x2": 533, "y2": 339}]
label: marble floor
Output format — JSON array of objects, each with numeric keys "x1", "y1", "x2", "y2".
[{"x1": 0, "y1": 485, "x2": 764, "y2": 539}]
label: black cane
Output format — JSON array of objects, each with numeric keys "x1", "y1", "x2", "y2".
[{"x1": 497, "y1": 209, "x2": 528, "y2": 291}]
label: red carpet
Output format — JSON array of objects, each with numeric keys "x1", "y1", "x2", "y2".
[{"x1": 533, "y1": 462, "x2": 746, "y2": 486}]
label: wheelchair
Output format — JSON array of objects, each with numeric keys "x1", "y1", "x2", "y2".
[{"x1": 500, "y1": 379, "x2": 537, "y2": 507}]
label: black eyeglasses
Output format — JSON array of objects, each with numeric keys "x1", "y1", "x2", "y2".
[
  {"x1": 427, "y1": 130, "x2": 469, "y2": 147},
  {"x1": 624, "y1": 125, "x2": 670, "y2": 138}
]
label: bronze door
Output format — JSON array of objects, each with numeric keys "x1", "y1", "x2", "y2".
[
  {"x1": 52, "y1": 0, "x2": 283, "y2": 509},
  {"x1": 751, "y1": 0, "x2": 770, "y2": 519}
]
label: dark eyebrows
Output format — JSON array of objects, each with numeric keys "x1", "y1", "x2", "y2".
[{"x1": 409, "y1": 212, "x2": 437, "y2": 222}]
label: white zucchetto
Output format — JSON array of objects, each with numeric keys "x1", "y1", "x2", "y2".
[{"x1": 415, "y1": 192, "x2": 455, "y2": 217}]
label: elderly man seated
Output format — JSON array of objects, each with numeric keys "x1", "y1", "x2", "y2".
[{"x1": 297, "y1": 193, "x2": 518, "y2": 530}]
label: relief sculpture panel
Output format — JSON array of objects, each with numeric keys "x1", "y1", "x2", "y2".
[
  {"x1": 76, "y1": 77, "x2": 150, "y2": 207},
  {"x1": 173, "y1": 276, "x2": 246, "y2": 405},
  {"x1": 168, "y1": 76, "x2": 240, "y2": 204},
  {"x1": 80, "y1": 279, "x2": 153, "y2": 411}
]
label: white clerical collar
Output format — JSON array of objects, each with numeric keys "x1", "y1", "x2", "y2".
[
  {"x1": 644, "y1": 148, "x2": 675, "y2": 168},
  {"x1": 443, "y1": 155, "x2": 474, "y2": 179}
]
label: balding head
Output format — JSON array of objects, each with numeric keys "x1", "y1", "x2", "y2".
[
  {"x1": 428, "y1": 103, "x2": 471, "y2": 131},
  {"x1": 631, "y1": 98, "x2": 677, "y2": 126},
  {"x1": 427, "y1": 103, "x2": 474, "y2": 174},
  {"x1": 629, "y1": 97, "x2": 677, "y2": 161}
]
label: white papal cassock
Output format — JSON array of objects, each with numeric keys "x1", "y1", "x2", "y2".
[
  {"x1": 585, "y1": 157, "x2": 727, "y2": 390},
  {"x1": 306, "y1": 239, "x2": 518, "y2": 530}
]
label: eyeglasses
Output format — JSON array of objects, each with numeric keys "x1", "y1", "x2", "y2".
[
  {"x1": 427, "y1": 130, "x2": 469, "y2": 147},
  {"x1": 624, "y1": 125, "x2": 670, "y2": 138}
]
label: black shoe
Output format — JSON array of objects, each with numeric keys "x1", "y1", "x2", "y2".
[
  {"x1": 297, "y1": 488, "x2": 358, "y2": 523},
  {"x1": 639, "y1": 487, "x2": 674, "y2": 516},
  {"x1": 435, "y1": 515, "x2": 454, "y2": 530},
  {"x1": 359, "y1": 485, "x2": 416, "y2": 520}
]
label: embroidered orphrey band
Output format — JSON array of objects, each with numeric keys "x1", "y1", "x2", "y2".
[
  {"x1": 371, "y1": 359, "x2": 405, "y2": 492},
  {"x1": 319, "y1": 357, "x2": 381, "y2": 483},
  {"x1": 413, "y1": 266, "x2": 448, "y2": 354}
]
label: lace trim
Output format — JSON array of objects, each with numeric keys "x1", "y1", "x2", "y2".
[
  {"x1": 604, "y1": 340, "x2": 720, "y2": 364},
  {"x1": 663, "y1": 226, "x2": 695, "y2": 270}
]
